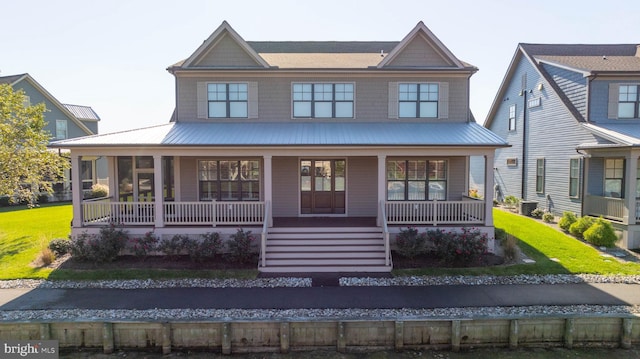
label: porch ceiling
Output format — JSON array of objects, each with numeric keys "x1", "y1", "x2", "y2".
[{"x1": 50, "y1": 121, "x2": 508, "y2": 148}]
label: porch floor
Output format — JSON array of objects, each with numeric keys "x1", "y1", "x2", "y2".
[{"x1": 273, "y1": 217, "x2": 377, "y2": 227}]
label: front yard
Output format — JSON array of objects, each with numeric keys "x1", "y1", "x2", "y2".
[{"x1": 2, "y1": 204, "x2": 640, "y2": 280}]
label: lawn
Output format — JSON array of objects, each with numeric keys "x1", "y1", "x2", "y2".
[
  {"x1": 394, "y1": 209, "x2": 640, "y2": 277},
  {"x1": 0, "y1": 202, "x2": 72, "y2": 279}
]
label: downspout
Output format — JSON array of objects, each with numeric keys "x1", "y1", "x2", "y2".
[{"x1": 521, "y1": 89, "x2": 527, "y2": 199}]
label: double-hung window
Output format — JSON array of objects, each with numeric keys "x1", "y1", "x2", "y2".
[
  {"x1": 536, "y1": 158, "x2": 545, "y2": 193},
  {"x1": 619, "y1": 85, "x2": 639, "y2": 119},
  {"x1": 292, "y1": 83, "x2": 354, "y2": 118},
  {"x1": 56, "y1": 120, "x2": 68, "y2": 140},
  {"x1": 207, "y1": 83, "x2": 248, "y2": 118},
  {"x1": 569, "y1": 158, "x2": 581, "y2": 198},
  {"x1": 605, "y1": 158, "x2": 624, "y2": 198},
  {"x1": 387, "y1": 159, "x2": 447, "y2": 201},
  {"x1": 508, "y1": 104, "x2": 516, "y2": 131},
  {"x1": 199, "y1": 160, "x2": 260, "y2": 201},
  {"x1": 398, "y1": 83, "x2": 438, "y2": 118}
]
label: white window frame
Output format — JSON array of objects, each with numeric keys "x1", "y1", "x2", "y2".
[
  {"x1": 508, "y1": 104, "x2": 516, "y2": 131},
  {"x1": 55, "y1": 119, "x2": 68, "y2": 140}
]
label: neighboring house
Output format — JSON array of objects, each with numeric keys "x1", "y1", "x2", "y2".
[
  {"x1": 51, "y1": 21, "x2": 507, "y2": 272},
  {"x1": 0, "y1": 73, "x2": 105, "y2": 201},
  {"x1": 485, "y1": 43, "x2": 640, "y2": 248}
]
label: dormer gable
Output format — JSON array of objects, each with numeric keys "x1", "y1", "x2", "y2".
[
  {"x1": 181, "y1": 21, "x2": 269, "y2": 69},
  {"x1": 378, "y1": 22, "x2": 466, "y2": 69}
]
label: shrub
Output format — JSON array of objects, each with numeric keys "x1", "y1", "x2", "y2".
[
  {"x1": 0, "y1": 195, "x2": 10, "y2": 207},
  {"x1": 227, "y1": 228, "x2": 256, "y2": 264},
  {"x1": 37, "y1": 193, "x2": 49, "y2": 204},
  {"x1": 182, "y1": 232, "x2": 223, "y2": 262},
  {"x1": 37, "y1": 248, "x2": 55, "y2": 266},
  {"x1": 427, "y1": 227, "x2": 488, "y2": 265},
  {"x1": 502, "y1": 234, "x2": 519, "y2": 263},
  {"x1": 494, "y1": 227, "x2": 507, "y2": 241},
  {"x1": 530, "y1": 207, "x2": 545, "y2": 219},
  {"x1": 69, "y1": 224, "x2": 128, "y2": 262},
  {"x1": 128, "y1": 232, "x2": 158, "y2": 259},
  {"x1": 558, "y1": 211, "x2": 578, "y2": 232},
  {"x1": 503, "y1": 195, "x2": 520, "y2": 207},
  {"x1": 90, "y1": 183, "x2": 109, "y2": 198},
  {"x1": 48, "y1": 238, "x2": 71, "y2": 256},
  {"x1": 395, "y1": 227, "x2": 427, "y2": 258},
  {"x1": 542, "y1": 212, "x2": 555, "y2": 223},
  {"x1": 583, "y1": 218, "x2": 618, "y2": 247},
  {"x1": 569, "y1": 216, "x2": 596, "y2": 239},
  {"x1": 158, "y1": 235, "x2": 187, "y2": 258}
]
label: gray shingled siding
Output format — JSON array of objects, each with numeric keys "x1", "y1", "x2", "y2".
[
  {"x1": 386, "y1": 36, "x2": 452, "y2": 67},
  {"x1": 589, "y1": 79, "x2": 640, "y2": 123},
  {"x1": 192, "y1": 35, "x2": 262, "y2": 67},
  {"x1": 587, "y1": 157, "x2": 605, "y2": 196},
  {"x1": 448, "y1": 157, "x2": 467, "y2": 200},
  {"x1": 347, "y1": 157, "x2": 378, "y2": 217},
  {"x1": 272, "y1": 157, "x2": 298, "y2": 217},
  {"x1": 176, "y1": 76, "x2": 469, "y2": 122},
  {"x1": 541, "y1": 63, "x2": 587, "y2": 119}
]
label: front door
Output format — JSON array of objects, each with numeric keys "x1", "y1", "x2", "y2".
[{"x1": 300, "y1": 159, "x2": 345, "y2": 214}]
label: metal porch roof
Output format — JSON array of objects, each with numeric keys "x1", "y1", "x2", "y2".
[{"x1": 50, "y1": 121, "x2": 508, "y2": 148}]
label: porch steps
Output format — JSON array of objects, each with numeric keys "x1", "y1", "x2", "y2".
[{"x1": 260, "y1": 226, "x2": 392, "y2": 273}]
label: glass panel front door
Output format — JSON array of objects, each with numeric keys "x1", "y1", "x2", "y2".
[{"x1": 301, "y1": 159, "x2": 345, "y2": 214}]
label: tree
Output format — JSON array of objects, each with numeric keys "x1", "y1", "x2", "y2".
[{"x1": 0, "y1": 84, "x2": 69, "y2": 206}]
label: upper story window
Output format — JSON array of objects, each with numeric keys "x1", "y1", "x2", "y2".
[
  {"x1": 619, "y1": 85, "x2": 639, "y2": 119},
  {"x1": 292, "y1": 83, "x2": 354, "y2": 118},
  {"x1": 508, "y1": 104, "x2": 516, "y2": 131},
  {"x1": 398, "y1": 83, "x2": 438, "y2": 118},
  {"x1": 208, "y1": 83, "x2": 248, "y2": 118},
  {"x1": 55, "y1": 120, "x2": 68, "y2": 140}
]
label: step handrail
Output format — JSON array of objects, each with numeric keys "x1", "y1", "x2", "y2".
[
  {"x1": 380, "y1": 200, "x2": 392, "y2": 267},
  {"x1": 259, "y1": 201, "x2": 271, "y2": 268}
]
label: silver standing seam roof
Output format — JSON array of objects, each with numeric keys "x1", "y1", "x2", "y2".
[{"x1": 50, "y1": 121, "x2": 508, "y2": 147}]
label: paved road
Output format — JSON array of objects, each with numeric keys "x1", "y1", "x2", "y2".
[{"x1": 1, "y1": 283, "x2": 639, "y2": 311}]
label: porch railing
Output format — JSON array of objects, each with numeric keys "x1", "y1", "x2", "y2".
[
  {"x1": 83, "y1": 200, "x2": 265, "y2": 226},
  {"x1": 82, "y1": 200, "x2": 155, "y2": 226},
  {"x1": 385, "y1": 200, "x2": 485, "y2": 225},
  {"x1": 584, "y1": 195, "x2": 625, "y2": 222}
]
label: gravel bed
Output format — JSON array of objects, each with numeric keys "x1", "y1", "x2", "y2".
[
  {"x1": 2, "y1": 305, "x2": 639, "y2": 322},
  {"x1": 2, "y1": 274, "x2": 640, "y2": 290},
  {"x1": 340, "y1": 274, "x2": 640, "y2": 286}
]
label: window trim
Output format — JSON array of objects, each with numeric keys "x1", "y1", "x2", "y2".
[
  {"x1": 618, "y1": 84, "x2": 640, "y2": 119},
  {"x1": 386, "y1": 159, "x2": 447, "y2": 201},
  {"x1": 398, "y1": 83, "x2": 439, "y2": 119},
  {"x1": 535, "y1": 158, "x2": 545, "y2": 194},
  {"x1": 197, "y1": 159, "x2": 260, "y2": 201},
  {"x1": 569, "y1": 158, "x2": 581, "y2": 198},
  {"x1": 508, "y1": 104, "x2": 516, "y2": 131},
  {"x1": 55, "y1": 119, "x2": 68, "y2": 140},
  {"x1": 291, "y1": 82, "x2": 355, "y2": 119},
  {"x1": 604, "y1": 158, "x2": 625, "y2": 198},
  {"x1": 207, "y1": 82, "x2": 248, "y2": 118}
]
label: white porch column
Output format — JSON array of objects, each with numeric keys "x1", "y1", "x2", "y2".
[
  {"x1": 153, "y1": 155, "x2": 164, "y2": 228},
  {"x1": 377, "y1": 155, "x2": 386, "y2": 226},
  {"x1": 107, "y1": 156, "x2": 117, "y2": 200},
  {"x1": 484, "y1": 153, "x2": 495, "y2": 227},
  {"x1": 624, "y1": 153, "x2": 638, "y2": 225},
  {"x1": 71, "y1": 154, "x2": 83, "y2": 228},
  {"x1": 263, "y1": 155, "x2": 273, "y2": 227}
]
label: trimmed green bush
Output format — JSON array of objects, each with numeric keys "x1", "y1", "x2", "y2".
[
  {"x1": 559, "y1": 211, "x2": 578, "y2": 232},
  {"x1": 227, "y1": 228, "x2": 256, "y2": 264},
  {"x1": 69, "y1": 224, "x2": 128, "y2": 262},
  {"x1": 569, "y1": 216, "x2": 596, "y2": 239},
  {"x1": 542, "y1": 212, "x2": 554, "y2": 223},
  {"x1": 48, "y1": 238, "x2": 71, "y2": 256},
  {"x1": 583, "y1": 218, "x2": 618, "y2": 247},
  {"x1": 395, "y1": 227, "x2": 427, "y2": 258},
  {"x1": 531, "y1": 207, "x2": 545, "y2": 219},
  {"x1": 427, "y1": 227, "x2": 488, "y2": 265},
  {"x1": 128, "y1": 231, "x2": 158, "y2": 259},
  {"x1": 158, "y1": 235, "x2": 187, "y2": 258}
]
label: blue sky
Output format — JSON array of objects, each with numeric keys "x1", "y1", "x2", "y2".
[{"x1": 2, "y1": 0, "x2": 638, "y2": 133}]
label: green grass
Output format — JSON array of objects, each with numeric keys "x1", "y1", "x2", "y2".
[
  {"x1": 393, "y1": 209, "x2": 640, "y2": 277},
  {"x1": 0, "y1": 202, "x2": 72, "y2": 279}
]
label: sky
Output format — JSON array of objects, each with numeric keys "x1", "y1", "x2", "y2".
[{"x1": 2, "y1": 0, "x2": 639, "y2": 134}]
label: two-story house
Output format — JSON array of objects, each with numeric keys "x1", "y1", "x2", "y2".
[
  {"x1": 51, "y1": 22, "x2": 507, "y2": 272},
  {"x1": 485, "y1": 43, "x2": 640, "y2": 249},
  {"x1": 0, "y1": 73, "x2": 105, "y2": 201}
]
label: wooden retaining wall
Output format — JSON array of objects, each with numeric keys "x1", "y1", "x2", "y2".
[{"x1": 1, "y1": 317, "x2": 639, "y2": 354}]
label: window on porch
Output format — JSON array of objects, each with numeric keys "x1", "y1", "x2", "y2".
[
  {"x1": 386, "y1": 160, "x2": 447, "y2": 201},
  {"x1": 605, "y1": 158, "x2": 624, "y2": 198},
  {"x1": 198, "y1": 160, "x2": 260, "y2": 201}
]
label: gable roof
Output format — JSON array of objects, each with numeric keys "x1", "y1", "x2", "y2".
[
  {"x1": 0, "y1": 73, "x2": 95, "y2": 135},
  {"x1": 50, "y1": 121, "x2": 507, "y2": 148},
  {"x1": 170, "y1": 21, "x2": 475, "y2": 71},
  {"x1": 579, "y1": 123, "x2": 640, "y2": 149},
  {"x1": 484, "y1": 43, "x2": 640, "y2": 129}
]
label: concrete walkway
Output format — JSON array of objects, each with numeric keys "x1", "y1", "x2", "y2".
[{"x1": 1, "y1": 283, "x2": 640, "y2": 311}]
